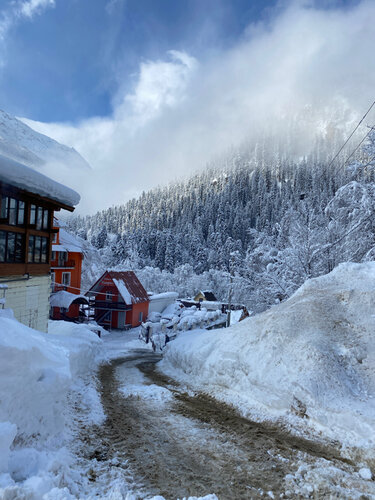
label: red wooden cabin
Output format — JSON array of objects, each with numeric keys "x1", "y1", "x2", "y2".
[{"x1": 87, "y1": 270, "x2": 149, "y2": 329}]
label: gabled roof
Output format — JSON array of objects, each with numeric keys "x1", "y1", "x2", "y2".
[
  {"x1": 87, "y1": 270, "x2": 149, "y2": 305},
  {"x1": 109, "y1": 271, "x2": 149, "y2": 304}
]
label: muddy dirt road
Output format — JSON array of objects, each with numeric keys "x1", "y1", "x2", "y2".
[{"x1": 78, "y1": 348, "x2": 374, "y2": 499}]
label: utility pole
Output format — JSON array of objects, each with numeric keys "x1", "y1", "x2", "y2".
[{"x1": 226, "y1": 252, "x2": 238, "y2": 328}]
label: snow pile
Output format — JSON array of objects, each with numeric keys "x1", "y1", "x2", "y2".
[
  {"x1": 0, "y1": 316, "x2": 102, "y2": 496},
  {"x1": 0, "y1": 153, "x2": 80, "y2": 207},
  {"x1": 141, "y1": 302, "x2": 226, "y2": 352},
  {"x1": 160, "y1": 262, "x2": 375, "y2": 453}
]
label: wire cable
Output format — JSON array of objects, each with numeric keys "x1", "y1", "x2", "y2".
[
  {"x1": 343, "y1": 126, "x2": 375, "y2": 166},
  {"x1": 328, "y1": 100, "x2": 375, "y2": 169}
]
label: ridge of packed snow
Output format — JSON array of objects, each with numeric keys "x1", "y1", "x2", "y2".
[
  {"x1": 160, "y1": 262, "x2": 375, "y2": 455},
  {"x1": 0, "y1": 154, "x2": 80, "y2": 207}
]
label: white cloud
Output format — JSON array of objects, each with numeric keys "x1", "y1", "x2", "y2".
[
  {"x1": 0, "y1": 0, "x2": 55, "y2": 61},
  {"x1": 23, "y1": 0, "x2": 375, "y2": 214},
  {"x1": 19, "y1": 0, "x2": 55, "y2": 18}
]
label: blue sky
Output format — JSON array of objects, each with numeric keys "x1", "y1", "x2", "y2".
[
  {"x1": 0, "y1": 0, "x2": 283, "y2": 121},
  {"x1": 0, "y1": 0, "x2": 370, "y2": 214},
  {"x1": 0, "y1": 0, "x2": 359, "y2": 122}
]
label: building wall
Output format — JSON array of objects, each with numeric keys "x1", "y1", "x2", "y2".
[
  {"x1": 51, "y1": 251, "x2": 83, "y2": 294},
  {"x1": 4, "y1": 275, "x2": 51, "y2": 332},
  {"x1": 131, "y1": 302, "x2": 149, "y2": 327}
]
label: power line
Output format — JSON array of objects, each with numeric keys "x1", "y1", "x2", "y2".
[
  {"x1": 328, "y1": 100, "x2": 375, "y2": 169},
  {"x1": 343, "y1": 126, "x2": 375, "y2": 166}
]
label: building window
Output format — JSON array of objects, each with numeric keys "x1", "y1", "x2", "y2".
[
  {"x1": 57, "y1": 251, "x2": 67, "y2": 266},
  {"x1": 51, "y1": 272, "x2": 55, "y2": 291},
  {"x1": 0, "y1": 197, "x2": 25, "y2": 226},
  {"x1": 29, "y1": 204, "x2": 49, "y2": 230},
  {"x1": 0, "y1": 230, "x2": 25, "y2": 263},
  {"x1": 62, "y1": 272, "x2": 71, "y2": 286},
  {"x1": 52, "y1": 233, "x2": 57, "y2": 243},
  {"x1": 60, "y1": 307, "x2": 67, "y2": 313},
  {"x1": 106, "y1": 291, "x2": 112, "y2": 301},
  {"x1": 28, "y1": 235, "x2": 49, "y2": 263},
  {"x1": 138, "y1": 311, "x2": 143, "y2": 322}
]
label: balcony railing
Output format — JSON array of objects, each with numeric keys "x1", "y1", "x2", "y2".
[
  {"x1": 93, "y1": 300, "x2": 131, "y2": 312},
  {"x1": 51, "y1": 259, "x2": 76, "y2": 268}
]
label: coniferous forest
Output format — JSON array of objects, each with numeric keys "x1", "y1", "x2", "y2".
[{"x1": 67, "y1": 132, "x2": 375, "y2": 312}]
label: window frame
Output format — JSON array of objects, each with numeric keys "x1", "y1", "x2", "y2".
[
  {"x1": 0, "y1": 196, "x2": 26, "y2": 227},
  {"x1": 28, "y1": 235, "x2": 49, "y2": 264},
  {"x1": 0, "y1": 230, "x2": 25, "y2": 263},
  {"x1": 62, "y1": 272, "x2": 71, "y2": 286}
]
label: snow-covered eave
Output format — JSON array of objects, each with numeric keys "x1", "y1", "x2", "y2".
[{"x1": 0, "y1": 154, "x2": 80, "y2": 210}]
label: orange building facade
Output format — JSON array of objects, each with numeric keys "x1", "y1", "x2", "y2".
[{"x1": 50, "y1": 225, "x2": 84, "y2": 320}]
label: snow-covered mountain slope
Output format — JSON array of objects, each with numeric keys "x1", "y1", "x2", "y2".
[{"x1": 0, "y1": 109, "x2": 90, "y2": 173}]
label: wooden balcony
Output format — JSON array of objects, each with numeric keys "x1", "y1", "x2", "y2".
[
  {"x1": 93, "y1": 300, "x2": 131, "y2": 312},
  {"x1": 51, "y1": 259, "x2": 76, "y2": 269}
]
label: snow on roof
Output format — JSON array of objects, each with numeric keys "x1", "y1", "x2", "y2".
[
  {"x1": 149, "y1": 292, "x2": 178, "y2": 301},
  {"x1": 52, "y1": 244, "x2": 67, "y2": 253},
  {"x1": 0, "y1": 153, "x2": 80, "y2": 208},
  {"x1": 58, "y1": 228, "x2": 83, "y2": 253},
  {"x1": 112, "y1": 278, "x2": 132, "y2": 305},
  {"x1": 49, "y1": 291, "x2": 88, "y2": 308},
  {"x1": 109, "y1": 271, "x2": 149, "y2": 304}
]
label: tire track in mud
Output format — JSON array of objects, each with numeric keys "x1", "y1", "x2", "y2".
[{"x1": 82, "y1": 349, "x2": 361, "y2": 500}]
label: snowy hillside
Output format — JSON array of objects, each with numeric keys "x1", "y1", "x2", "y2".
[
  {"x1": 0, "y1": 109, "x2": 90, "y2": 174},
  {"x1": 160, "y1": 262, "x2": 375, "y2": 458}
]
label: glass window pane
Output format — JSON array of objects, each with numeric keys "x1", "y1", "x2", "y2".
[
  {"x1": 8, "y1": 198, "x2": 16, "y2": 225},
  {"x1": 41, "y1": 237, "x2": 48, "y2": 263},
  {"x1": 0, "y1": 231, "x2": 5, "y2": 262},
  {"x1": 62, "y1": 272, "x2": 71, "y2": 285},
  {"x1": 0, "y1": 197, "x2": 8, "y2": 219},
  {"x1": 15, "y1": 234, "x2": 24, "y2": 262},
  {"x1": 36, "y1": 207, "x2": 43, "y2": 230},
  {"x1": 6, "y1": 233, "x2": 15, "y2": 261},
  {"x1": 34, "y1": 236, "x2": 41, "y2": 263},
  {"x1": 17, "y1": 201, "x2": 25, "y2": 225},
  {"x1": 43, "y1": 210, "x2": 49, "y2": 230},
  {"x1": 30, "y1": 205, "x2": 36, "y2": 225},
  {"x1": 28, "y1": 235, "x2": 35, "y2": 263}
]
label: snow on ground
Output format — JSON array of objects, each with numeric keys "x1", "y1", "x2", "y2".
[
  {"x1": 159, "y1": 262, "x2": 375, "y2": 462},
  {"x1": 0, "y1": 316, "x2": 102, "y2": 498}
]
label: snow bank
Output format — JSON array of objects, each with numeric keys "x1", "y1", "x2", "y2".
[
  {"x1": 160, "y1": 262, "x2": 375, "y2": 454},
  {"x1": 0, "y1": 153, "x2": 80, "y2": 207},
  {"x1": 0, "y1": 316, "x2": 102, "y2": 495}
]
